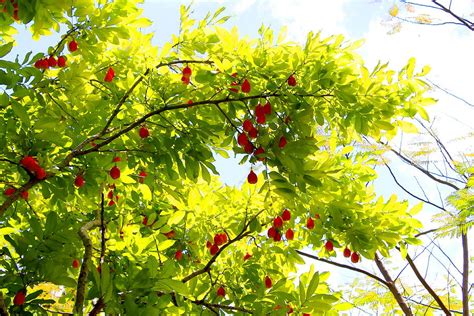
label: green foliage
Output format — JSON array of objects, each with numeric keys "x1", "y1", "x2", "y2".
[{"x1": 0, "y1": 1, "x2": 434, "y2": 314}]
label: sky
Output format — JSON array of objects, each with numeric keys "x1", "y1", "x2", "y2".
[{"x1": 9, "y1": 0, "x2": 474, "y2": 313}]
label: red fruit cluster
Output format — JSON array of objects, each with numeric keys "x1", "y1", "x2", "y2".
[
  {"x1": 139, "y1": 126, "x2": 149, "y2": 138},
  {"x1": 34, "y1": 55, "x2": 67, "y2": 70},
  {"x1": 104, "y1": 67, "x2": 115, "y2": 82},
  {"x1": 138, "y1": 170, "x2": 147, "y2": 184},
  {"x1": 2, "y1": 0, "x2": 19, "y2": 21},
  {"x1": 13, "y1": 289, "x2": 26, "y2": 306},
  {"x1": 342, "y1": 247, "x2": 360, "y2": 263},
  {"x1": 207, "y1": 232, "x2": 227, "y2": 256},
  {"x1": 181, "y1": 65, "x2": 192, "y2": 85},
  {"x1": 74, "y1": 175, "x2": 85, "y2": 188},
  {"x1": 106, "y1": 185, "x2": 119, "y2": 207},
  {"x1": 267, "y1": 209, "x2": 294, "y2": 242},
  {"x1": 254, "y1": 101, "x2": 271, "y2": 125},
  {"x1": 20, "y1": 156, "x2": 46, "y2": 179},
  {"x1": 216, "y1": 286, "x2": 225, "y2": 297}
]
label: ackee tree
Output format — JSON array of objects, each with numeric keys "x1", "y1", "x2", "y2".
[{"x1": 0, "y1": 1, "x2": 435, "y2": 315}]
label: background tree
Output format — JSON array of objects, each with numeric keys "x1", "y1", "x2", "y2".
[{"x1": 0, "y1": 1, "x2": 438, "y2": 315}]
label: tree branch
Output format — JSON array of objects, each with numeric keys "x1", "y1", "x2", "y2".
[
  {"x1": 374, "y1": 253, "x2": 414, "y2": 316},
  {"x1": 0, "y1": 292, "x2": 8, "y2": 316},
  {"x1": 295, "y1": 250, "x2": 389, "y2": 287},
  {"x1": 191, "y1": 300, "x2": 252, "y2": 314},
  {"x1": 461, "y1": 233, "x2": 469, "y2": 316},
  {"x1": 432, "y1": 0, "x2": 474, "y2": 31}
]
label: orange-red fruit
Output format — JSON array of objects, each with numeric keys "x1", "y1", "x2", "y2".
[
  {"x1": 287, "y1": 305, "x2": 294, "y2": 314},
  {"x1": 273, "y1": 231, "x2": 282, "y2": 242},
  {"x1": 306, "y1": 217, "x2": 315, "y2": 229},
  {"x1": 20, "y1": 190, "x2": 28, "y2": 200},
  {"x1": 303, "y1": 314, "x2": 311, "y2": 316},
  {"x1": 74, "y1": 175, "x2": 85, "y2": 188},
  {"x1": 343, "y1": 247, "x2": 351, "y2": 258},
  {"x1": 108, "y1": 200, "x2": 115, "y2": 207},
  {"x1": 285, "y1": 228, "x2": 294, "y2": 240},
  {"x1": 68, "y1": 40, "x2": 78, "y2": 52},
  {"x1": 243, "y1": 142, "x2": 254, "y2": 154},
  {"x1": 110, "y1": 166, "x2": 120, "y2": 179},
  {"x1": 325, "y1": 240, "x2": 334, "y2": 252},
  {"x1": 264, "y1": 275, "x2": 272, "y2": 288},
  {"x1": 139, "y1": 126, "x2": 149, "y2": 138},
  {"x1": 279, "y1": 136, "x2": 287, "y2": 149},
  {"x1": 206, "y1": 240, "x2": 212, "y2": 249},
  {"x1": 57, "y1": 56, "x2": 66, "y2": 67},
  {"x1": 163, "y1": 230, "x2": 175, "y2": 239},
  {"x1": 20, "y1": 156, "x2": 39, "y2": 171},
  {"x1": 48, "y1": 56, "x2": 57, "y2": 67},
  {"x1": 72, "y1": 259, "x2": 80, "y2": 269},
  {"x1": 181, "y1": 76, "x2": 190, "y2": 85},
  {"x1": 216, "y1": 286, "x2": 225, "y2": 297},
  {"x1": 112, "y1": 156, "x2": 121, "y2": 162},
  {"x1": 4, "y1": 187, "x2": 15, "y2": 196},
  {"x1": 241, "y1": 79, "x2": 251, "y2": 93},
  {"x1": 104, "y1": 67, "x2": 115, "y2": 82},
  {"x1": 107, "y1": 190, "x2": 114, "y2": 199},
  {"x1": 13, "y1": 289, "x2": 26, "y2": 306},
  {"x1": 273, "y1": 216, "x2": 283, "y2": 228},
  {"x1": 247, "y1": 170, "x2": 258, "y2": 184},
  {"x1": 243, "y1": 253, "x2": 252, "y2": 260},
  {"x1": 35, "y1": 167, "x2": 47, "y2": 180},
  {"x1": 287, "y1": 74, "x2": 296, "y2": 86},
  {"x1": 214, "y1": 233, "x2": 225, "y2": 246},
  {"x1": 263, "y1": 101, "x2": 272, "y2": 115},
  {"x1": 282, "y1": 209, "x2": 291, "y2": 221},
  {"x1": 351, "y1": 252, "x2": 360, "y2": 263},
  {"x1": 248, "y1": 127, "x2": 258, "y2": 139},
  {"x1": 175, "y1": 250, "x2": 183, "y2": 261},
  {"x1": 243, "y1": 119, "x2": 254, "y2": 132},
  {"x1": 210, "y1": 244, "x2": 219, "y2": 255},
  {"x1": 254, "y1": 147, "x2": 265, "y2": 161},
  {"x1": 237, "y1": 133, "x2": 249, "y2": 146},
  {"x1": 182, "y1": 66, "x2": 192, "y2": 78},
  {"x1": 256, "y1": 114, "x2": 266, "y2": 124},
  {"x1": 267, "y1": 226, "x2": 277, "y2": 239}
]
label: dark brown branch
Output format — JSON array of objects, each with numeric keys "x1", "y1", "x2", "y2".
[
  {"x1": 432, "y1": 0, "x2": 474, "y2": 31},
  {"x1": 374, "y1": 253, "x2": 414, "y2": 316},
  {"x1": 74, "y1": 217, "x2": 101, "y2": 314},
  {"x1": 404, "y1": 297, "x2": 463, "y2": 315},
  {"x1": 296, "y1": 250, "x2": 389, "y2": 287},
  {"x1": 461, "y1": 233, "x2": 469, "y2": 316},
  {"x1": 0, "y1": 292, "x2": 8, "y2": 316},
  {"x1": 0, "y1": 177, "x2": 45, "y2": 217},
  {"x1": 192, "y1": 300, "x2": 252, "y2": 314},
  {"x1": 405, "y1": 253, "x2": 452, "y2": 315},
  {"x1": 88, "y1": 297, "x2": 105, "y2": 316}
]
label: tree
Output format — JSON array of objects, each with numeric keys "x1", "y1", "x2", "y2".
[{"x1": 0, "y1": 1, "x2": 436, "y2": 314}]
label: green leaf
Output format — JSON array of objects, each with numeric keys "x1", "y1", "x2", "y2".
[{"x1": 0, "y1": 42, "x2": 14, "y2": 58}]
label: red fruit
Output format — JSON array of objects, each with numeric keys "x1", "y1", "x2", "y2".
[
  {"x1": 306, "y1": 217, "x2": 315, "y2": 229},
  {"x1": 139, "y1": 126, "x2": 149, "y2": 138},
  {"x1": 303, "y1": 314, "x2": 311, "y2": 316},
  {"x1": 254, "y1": 147, "x2": 265, "y2": 161},
  {"x1": 175, "y1": 250, "x2": 183, "y2": 261},
  {"x1": 206, "y1": 240, "x2": 212, "y2": 249},
  {"x1": 13, "y1": 289, "x2": 26, "y2": 306},
  {"x1": 273, "y1": 216, "x2": 283, "y2": 228},
  {"x1": 181, "y1": 75, "x2": 190, "y2": 85},
  {"x1": 187, "y1": 100, "x2": 193, "y2": 105},
  {"x1": 107, "y1": 190, "x2": 114, "y2": 199},
  {"x1": 267, "y1": 226, "x2": 277, "y2": 239},
  {"x1": 20, "y1": 190, "x2": 28, "y2": 200},
  {"x1": 108, "y1": 200, "x2": 115, "y2": 207},
  {"x1": 20, "y1": 156, "x2": 39, "y2": 171},
  {"x1": 256, "y1": 114, "x2": 266, "y2": 124},
  {"x1": 237, "y1": 133, "x2": 249, "y2": 146},
  {"x1": 72, "y1": 259, "x2": 80, "y2": 269},
  {"x1": 248, "y1": 127, "x2": 258, "y2": 139},
  {"x1": 214, "y1": 234, "x2": 224, "y2": 246},
  {"x1": 315, "y1": 213, "x2": 320, "y2": 219},
  {"x1": 247, "y1": 170, "x2": 257, "y2": 184},
  {"x1": 216, "y1": 286, "x2": 225, "y2": 297},
  {"x1": 163, "y1": 230, "x2": 175, "y2": 239},
  {"x1": 74, "y1": 175, "x2": 85, "y2": 188},
  {"x1": 138, "y1": 170, "x2": 147, "y2": 184},
  {"x1": 12, "y1": 8, "x2": 19, "y2": 20},
  {"x1": 4, "y1": 187, "x2": 15, "y2": 196},
  {"x1": 112, "y1": 156, "x2": 121, "y2": 162},
  {"x1": 220, "y1": 233, "x2": 228, "y2": 243},
  {"x1": 34, "y1": 59, "x2": 42, "y2": 69},
  {"x1": 287, "y1": 74, "x2": 296, "y2": 86},
  {"x1": 285, "y1": 228, "x2": 294, "y2": 240},
  {"x1": 229, "y1": 81, "x2": 239, "y2": 93},
  {"x1": 284, "y1": 116, "x2": 291, "y2": 124},
  {"x1": 57, "y1": 56, "x2": 66, "y2": 67},
  {"x1": 325, "y1": 240, "x2": 334, "y2": 252},
  {"x1": 241, "y1": 79, "x2": 251, "y2": 93},
  {"x1": 242, "y1": 119, "x2": 254, "y2": 132},
  {"x1": 343, "y1": 247, "x2": 351, "y2": 258},
  {"x1": 243, "y1": 142, "x2": 254, "y2": 154},
  {"x1": 182, "y1": 66, "x2": 192, "y2": 78},
  {"x1": 282, "y1": 209, "x2": 291, "y2": 221},
  {"x1": 35, "y1": 167, "x2": 47, "y2": 180},
  {"x1": 210, "y1": 244, "x2": 219, "y2": 255},
  {"x1": 351, "y1": 252, "x2": 360, "y2": 263},
  {"x1": 263, "y1": 101, "x2": 272, "y2": 115},
  {"x1": 243, "y1": 253, "x2": 252, "y2": 261},
  {"x1": 273, "y1": 232, "x2": 282, "y2": 242},
  {"x1": 279, "y1": 136, "x2": 287, "y2": 149},
  {"x1": 110, "y1": 166, "x2": 120, "y2": 179},
  {"x1": 104, "y1": 67, "x2": 115, "y2": 82},
  {"x1": 68, "y1": 40, "x2": 78, "y2": 52},
  {"x1": 264, "y1": 275, "x2": 272, "y2": 288},
  {"x1": 142, "y1": 216, "x2": 148, "y2": 225},
  {"x1": 287, "y1": 305, "x2": 294, "y2": 314},
  {"x1": 48, "y1": 56, "x2": 57, "y2": 67},
  {"x1": 255, "y1": 103, "x2": 265, "y2": 117},
  {"x1": 40, "y1": 58, "x2": 49, "y2": 69}
]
